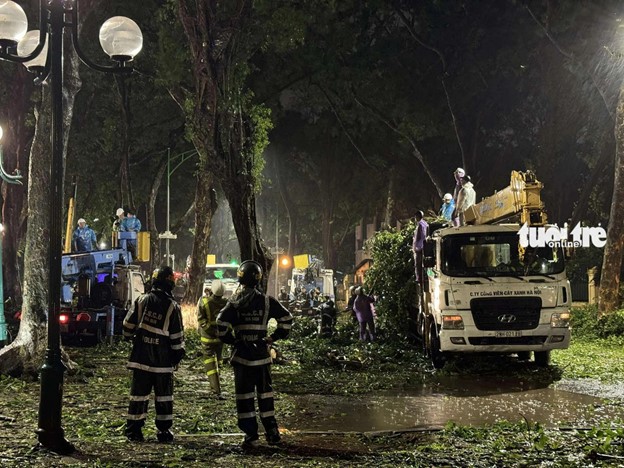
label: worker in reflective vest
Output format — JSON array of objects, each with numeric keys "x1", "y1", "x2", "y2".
[
  {"x1": 217, "y1": 260, "x2": 293, "y2": 450},
  {"x1": 197, "y1": 280, "x2": 227, "y2": 398}
]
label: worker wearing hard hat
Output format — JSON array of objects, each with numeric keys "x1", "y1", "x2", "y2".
[
  {"x1": 439, "y1": 193, "x2": 455, "y2": 222},
  {"x1": 454, "y1": 175, "x2": 476, "y2": 226},
  {"x1": 452, "y1": 168, "x2": 465, "y2": 226},
  {"x1": 112, "y1": 207, "x2": 125, "y2": 232},
  {"x1": 197, "y1": 280, "x2": 227, "y2": 399},
  {"x1": 72, "y1": 218, "x2": 97, "y2": 252}
]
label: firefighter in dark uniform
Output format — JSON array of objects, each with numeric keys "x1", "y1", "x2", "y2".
[
  {"x1": 122, "y1": 266, "x2": 185, "y2": 443},
  {"x1": 216, "y1": 260, "x2": 293, "y2": 449},
  {"x1": 197, "y1": 280, "x2": 227, "y2": 398}
]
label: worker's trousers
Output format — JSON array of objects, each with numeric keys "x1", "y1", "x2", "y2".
[
  {"x1": 202, "y1": 339, "x2": 223, "y2": 394},
  {"x1": 233, "y1": 363, "x2": 279, "y2": 440},
  {"x1": 126, "y1": 369, "x2": 174, "y2": 435}
]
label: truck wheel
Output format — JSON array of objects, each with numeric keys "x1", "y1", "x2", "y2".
[
  {"x1": 534, "y1": 351, "x2": 551, "y2": 367},
  {"x1": 517, "y1": 351, "x2": 531, "y2": 361},
  {"x1": 416, "y1": 311, "x2": 426, "y2": 350},
  {"x1": 428, "y1": 323, "x2": 445, "y2": 369}
]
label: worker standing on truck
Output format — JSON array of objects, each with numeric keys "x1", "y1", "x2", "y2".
[
  {"x1": 72, "y1": 218, "x2": 97, "y2": 252},
  {"x1": 121, "y1": 207, "x2": 141, "y2": 257},
  {"x1": 452, "y1": 168, "x2": 465, "y2": 226},
  {"x1": 412, "y1": 210, "x2": 428, "y2": 284},
  {"x1": 122, "y1": 266, "x2": 185, "y2": 443},
  {"x1": 439, "y1": 193, "x2": 455, "y2": 222},
  {"x1": 112, "y1": 207, "x2": 125, "y2": 232},
  {"x1": 216, "y1": 260, "x2": 293, "y2": 450},
  {"x1": 455, "y1": 175, "x2": 476, "y2": 226},
  {"x1": 197, "y1": 281, "x2": 227, "y2": 399}
]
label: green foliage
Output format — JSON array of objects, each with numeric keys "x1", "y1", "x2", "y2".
[
  {"x1": 553, "y1": 334, "x2": 624, "y2": 381},
  {"x1": 246, "y1": 100, "x2": 272, "y2": 192},
  {"x1": 364, "y1": 222, "x2": 418, "y2": 336},
  {"x1": 571, "y1": 304, "x2": 624, "y2": 339},
  {"x1": 583, "y1": 424, "x2": 624, "y2": 457}
]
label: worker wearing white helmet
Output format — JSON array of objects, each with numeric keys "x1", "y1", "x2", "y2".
[
  {"x1": 72, "y1": 218, "x2": 97, "y2": 252},
  {"x1": 113, "y1": 207, "x2": 125, "y2": 232},
  {"x1": 197, "y1": 279, "x2": 227, "y2": 398},
  {"x1": 439, "y1": 193, "x2": 455, "y2": 222}
]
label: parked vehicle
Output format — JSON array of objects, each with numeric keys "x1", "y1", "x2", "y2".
[
  {"x1": 59, "y1": 247, "x2": 146, "y2": 344},
  {"x1": 418, "y1": 171, "x2": 571, "y2": 368},
  {"x1": 203, "y1": 263, "x2": 240, "y2": 298}
]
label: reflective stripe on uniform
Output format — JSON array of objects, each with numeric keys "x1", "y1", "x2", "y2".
[
  {"x1": 259, "y1": 410, "x2": 275, "y2": 418},
  {"x1": 258, "y1": 392, "x2": 274, "y2": 399},
  {"x1": 171, "y1": 343, "x2": 184, "y2": 350},
  {"x1": 204, "y1": 357, "x2": 217, "y2": 364},
  {"x1": 235, "y1": 324, "x2": 267, "y2": 331},
  {"x1": 126, "y1": 413, "x2": 148, "y2": 420},
  {"x1": 155, "y1": 395, "x2": 173, "y2": 402},
  {"x1": 129, "y1": 395, "x2": 150, "y2": 402},
  {"x1": 138, "y1": 323, "x2": 169, "y2": 336},
  {"x1": 206, "y1": 369, "x2": 218, "y2": 376},
  {"x1": 170, "y1": 331, "x2": 184, "y2": 340},
  {"x1": 156, "y1": 414, "x2": 174, "y2": 421},
  {"x1": 237, "y1": 411, "x2": 256, "y2": 419},
  {"x1": 127, "y1": 362, "x2": 174, "y2": 373},
  {"x1": 201, "y1": 336, "x2": 220, "y2": 343},
  {"x1": 231, "y1": 356, "x2": 272, "y2": 366},
  {"x1": 236, "y1": 392, "x2": 256, "y2": 400}
]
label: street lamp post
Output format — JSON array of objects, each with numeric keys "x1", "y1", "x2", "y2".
[
  {"x1": 0, "y1": 0, "x2": 142, "y2": 454},
  {"x1": 158, "y1": 147, "x2": 196, "y2": 267}
]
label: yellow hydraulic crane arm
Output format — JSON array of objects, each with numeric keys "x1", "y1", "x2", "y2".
[
  {"x1": 64, "y1": 180, "x2": 77, "y2": 253},
  {"x1": 463, "y1": 170, "x2": 547, "y2": 226}
]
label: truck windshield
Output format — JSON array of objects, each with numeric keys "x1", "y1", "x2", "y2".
[
  {"x1": 205, "y1": 266, "x2": 238, "y2": 282},
  {"x1": 441, "y1": 232, "x2": 565, "y2": 277}
]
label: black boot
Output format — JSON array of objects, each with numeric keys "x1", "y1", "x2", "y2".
[
  {"x1": 157, "y1": 430, "x2": 174, "y2": 443},
  {"x1": 265, "y1": 428, "x2": 281, "y2": 446},
  {"x1": 125, "y1": 430, "x2": 144, "y2": 442}
]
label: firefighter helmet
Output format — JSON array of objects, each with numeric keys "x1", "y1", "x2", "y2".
[
  {"x1": 237, "y1": 260, "x2": 263, "y2": 287},
  {"x1": 152, "y1": 266, "x2": 175, "y2": 290},
  {"x1": 212, "y1": 279, "x2": 225, "y2": 297}
]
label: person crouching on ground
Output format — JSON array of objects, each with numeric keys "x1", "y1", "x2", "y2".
[{"x1": 216, "y1": 260, "x2": 293, "y2": 450}]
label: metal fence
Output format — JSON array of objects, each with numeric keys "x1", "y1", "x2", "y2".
[{"x1": 570, "y1": 281, "x2": 589, "y2": 302}]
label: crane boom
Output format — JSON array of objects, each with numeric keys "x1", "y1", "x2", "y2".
[{"x1": 463, "y1": 170, "x2": 547, "y2": 226}]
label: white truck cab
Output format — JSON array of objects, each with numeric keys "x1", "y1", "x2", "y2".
[
  {"x1": 203, "y1": 263, "x2": 240, "y2": 298},
  {"x1": 418, "y1": 171, "x2": 571, "y2": 368}
]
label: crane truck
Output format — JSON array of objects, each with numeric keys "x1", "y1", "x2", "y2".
[
  {"x1": 59, "y1": 231, "x2": 148, "y2": 344},
  {"x1": 418, "y1": 171, "x2": 571, "y2": 368}
]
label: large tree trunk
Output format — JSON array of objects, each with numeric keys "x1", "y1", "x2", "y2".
[
  {"x1": 1, "y1": 67, "x2": 34, "y2": 303},
  {"x1": 0, "y1": 6, "x2": 91, "y2": 374},
  {"x1": 598, "y1": 86, "x2": 624, "y2": 317},
  {"x1": 176, "y1": 0, "x2": 273, "y2": 290},
  {"x1": 183, "y1": 169, "x2": 216, "y2": 304},
  {"x1": 225, "y1": 187, "x2": 273, "y2": 292}
]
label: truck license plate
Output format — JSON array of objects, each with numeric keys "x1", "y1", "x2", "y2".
[{"x1": 495, "y1": 331, "x2": 521, "y2": 338}]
